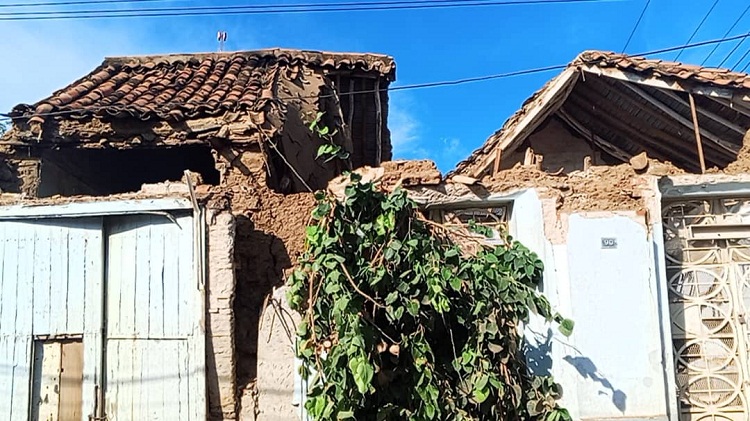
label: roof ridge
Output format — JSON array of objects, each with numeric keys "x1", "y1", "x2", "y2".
[{"x1": 102, "y1": 47, "x2": 395, "y2": 66}]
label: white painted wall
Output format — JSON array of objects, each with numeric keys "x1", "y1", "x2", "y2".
[{"x1": 510, "y1": 190, "x2": 672, "y2": 421}]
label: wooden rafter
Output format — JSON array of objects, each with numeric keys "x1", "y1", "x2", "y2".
[
  {"x1": 615, "y1": 81, "x2": 738, "y2": 155},
  {"x1": 555, "y1": 109, "x2": 631, "y2": 162},
  {"x1": 472, "y1": 68, "x2": 580, "y2": 177},
  {"x1": 657, "y1": 89, "x2": 746, "y2": 136},
  {"x1": 577, "y1": 78, "x2": 735, "y2": 161},
  {"x1": 705, "y1": 96, "x2": 750, "y2": 120},
  {"x1": 565, "y1": 96, "x2": 706, "y2": 170}
]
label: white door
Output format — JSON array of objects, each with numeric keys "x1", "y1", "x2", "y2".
[{"x1": 104, "y1": 213, "x2": 205, "y2": 420}]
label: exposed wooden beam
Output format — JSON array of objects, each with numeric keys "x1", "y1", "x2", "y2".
[
  {"x1": 688, "y1": 93, "x2": 707, "y2": 174},
  {"x1": 705, "y1": 96, "x2": 750, "y2": 120},
  {"x1": 555, "y1": 109, "x2": 631, "y2": 163},
  {"x1": 579, "y1": 64, "x2": 739, "y2": 99},
  {"x1": 616, "y1": 81, "x2": 738, "y2": 155},
  {"x1": 473, "y1": 68, "x2": 580, "y2": 177},
  {"x1": 658, "y1": 89, "x2": 747, "y2": 136},
  {"x1": 492, "y1": 147, "x2": 502, "y2": 175},
  {"x1": 576, "y1": 80, "x2": 737, "y2": 161},
  {"x1": 565, "y1": 97, "x2": 705, "y2": 171}
]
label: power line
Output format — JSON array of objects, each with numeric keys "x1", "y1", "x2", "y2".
[
  {"x1": 742, "y1": 57, "x2": 750, "y2": 73},
  {"x1": 674, "y1": 0, "x2": 720, "y2": 60},
  {"x1": 2, "y1": 31, "x2": 749, "y2": 122},
  {"x1": 0, "y1": 0, "x2": 169, "y2": 8},
  {"x1": 621, "y1": 0, "x2": 650, "y2": 52},
  {"x1": 0, "y1": 0, "x2": 569, "y2": 16},
  {"x1": 702, "y1": 2, "x2": 750, "y2": 65},
  {"x1": 0, "y1": 0, "x2": 613, "y2": 21},
  {"x1": 718, "y1": 38, "x2": 748, "y2": 68},
  {"x1": 732, "y1": 47, "x2": 750, "y2": 71}
]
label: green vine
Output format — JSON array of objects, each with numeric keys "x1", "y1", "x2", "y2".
[
  {"x1": 288, "y1": 174, "x2": 573, "y2": 420},
  {"x1": 308, "y1": 111, "x2": 350, "y2": 163}
]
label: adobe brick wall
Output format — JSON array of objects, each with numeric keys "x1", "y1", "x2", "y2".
[{"x1": 206, "y1": 211, "x2": 238, "y2": 420}]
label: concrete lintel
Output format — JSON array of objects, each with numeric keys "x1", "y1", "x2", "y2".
[{"x1": 659, "y1": 175, "x2": 750, "y2": 199}]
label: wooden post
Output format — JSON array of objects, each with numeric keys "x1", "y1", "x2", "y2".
[
  {"x1": 492, "y1": 147, "x2": 503, "y2": 175},
  {"x1": 523, "y1": 147, "x2": 535, "y2": 166},
  {"x1": 374, "y1": 77, "x2": 382, "y2": 165},
  {"x1": 688, "y1": 93, "x2": 707, "y2": 174}
]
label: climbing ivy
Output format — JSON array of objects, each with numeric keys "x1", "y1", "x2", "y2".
[
  {"x1": 308, "y1": 111, "x2": 350, "y2": 163},
  {"x1": 287, "y1": 174, "x2": 573, "y2": 421}
]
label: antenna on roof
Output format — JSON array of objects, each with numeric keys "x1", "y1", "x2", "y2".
[{"x1": 217, "y1": 31, "x2": 228, "y2": 52}]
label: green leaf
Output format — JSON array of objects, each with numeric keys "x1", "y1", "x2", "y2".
[
  {"x1": 338, "y1": 410, "x2": 355, "y2": 419},
  {"x1": 348, "y1": 356, "x2": 374, "y2": 394},
  {"x1": 406, "y1": 299, "x2": 420, "y2": 316},
  {"x1": 559, "y1": 318, "x2": 575, "y2": 337}
]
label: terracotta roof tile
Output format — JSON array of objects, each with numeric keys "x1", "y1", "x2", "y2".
[
  {"x1": 452, "y1": 49, "x2": 750, "y2": 176},
  {"x1": 13, "y1": 48, "x2": 395, "y2": 122},
  {"x1": 575, "y1": 50, "x2": 750, "y2": 89}
]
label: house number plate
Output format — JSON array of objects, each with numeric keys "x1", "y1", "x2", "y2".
[{"x1": 601, "y1": 238, "x2": 617, "y2": 249}]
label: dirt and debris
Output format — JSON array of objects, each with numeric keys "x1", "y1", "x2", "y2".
[
  {"x1": 724, "y1": 130, "x2": 750, "y2": 174},
  {"x1": 380, "y1": 159, "x2": 442, "y2": 188},
  {"x1": 480, "y1": 159, "x2": 684, "y2": 213}
]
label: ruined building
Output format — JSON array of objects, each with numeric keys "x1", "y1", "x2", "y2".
[
  {"x1": 0, "y1": 48, "x2": 394, "y2": 420},
  {"x1": 435, "y1": 50, "x2": 750, "y2": 421},
  {"x1": 4, "y1": 45, "x2": 750, "y2": 421}
]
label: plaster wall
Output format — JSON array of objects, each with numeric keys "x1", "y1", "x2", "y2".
[{"x1": 510, "y1": 189, "x2": 671, "y2": 421}]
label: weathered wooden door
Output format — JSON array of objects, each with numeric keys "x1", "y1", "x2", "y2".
[
  {"x1": 104, "y1": 213, "x2": 205, "y2": 420},
  {"x1": 0, "y1": 218, "x2": 104, "y2": 421},
  {"x1": 664, "y1": 198, "x2": 750, "y2": 420},
  {"x1": 0, "y1": 203, "x2": 205, "y2": 421}
]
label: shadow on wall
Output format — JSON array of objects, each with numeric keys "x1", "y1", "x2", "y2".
[
  {"x1": 524, "y1": 327, "x2": 554, "y2": 377},
  {"x1": 233, "y1": 215, "x2": 293, "y2": 414},
  {"x1": 563, "y1": 355, "x2": 627, "y2": 413}
]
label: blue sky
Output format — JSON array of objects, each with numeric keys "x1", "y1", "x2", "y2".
[{"x1": 1, "y1": 0, "x2": 748, "y2": 172}]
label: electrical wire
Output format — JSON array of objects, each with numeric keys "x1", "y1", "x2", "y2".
[
  {"x1": 719, "y1": 38, "x2": 748, "y2": 68},
  {"x1": 621, "y1": 0, "x2": 649, "y2": 52},
  {"x1": 0, "y1": 0, "x2": 612, "y2": 21},
  {"x1": 742, "y1": 57, "x2": 750, "y2": 72},
  {"x1": 733, "y1": 47, "x2": 750, "y2": 71},
  {"x1": 674, "y1": 0, "x2": 720, "y2": 60},
  {"x1": 702, "y1": 2, "x2": 750, "y2": 65},
  {"x1": 2, "y1": 31, "x2": 748, "y2": 121},
  {"x1": 0, "y1": 0, "x2": 169, "y2": 7}
]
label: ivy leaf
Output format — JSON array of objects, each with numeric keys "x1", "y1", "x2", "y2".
[
  {"x1": 338, "y1": 410, "x2": 355, "y2": 419},
  {"x1": 406, "y1": 299, "x2": 420, "y2": 316},
  {"x1": 348, "y1": 356, "x2": 374, "y2": 394},
  {"x1": 558, "y1": 319, "x2": 575, "y2": 337}
]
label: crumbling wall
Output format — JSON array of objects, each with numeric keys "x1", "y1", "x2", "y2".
[
  {"x1": 0, "y1": 155, "x2": 41, "y2": 195},
  {"x1": 206, "y1": 211, "x2": 239, "y2": 420}
]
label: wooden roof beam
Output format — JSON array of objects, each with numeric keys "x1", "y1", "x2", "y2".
[
  {"x1": 565, "y1": 96, "x2": 708, "y2": 170},
  {"x1": 555, "y1": 109, "x2": 631, "y2": 163},
  {"x1": 572, "y1": 81, "x2": 733, "y2": 163},
  {"x1": 705, "y1": 96, "x2": 750, "y2": 120},
  {"x1": 656, "y1": 89, "x2": 747, "y2": 136},
  {"x1": 615, "y1": 80, "x2": 738, "y2": 156},
  {"x1": 472, "y1": 68, "x2": 580, "y2": 177}
]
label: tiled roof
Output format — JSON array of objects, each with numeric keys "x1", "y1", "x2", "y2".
[
  {"x1": 12, "y1": 48, "x2": 395, "y2": 123},
  {"x1": 575, "y1": 50, "x2": 750, "y2": 89},
  {"x1": 452, "y1": 50, "x2": 750, "y2": 176}
]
